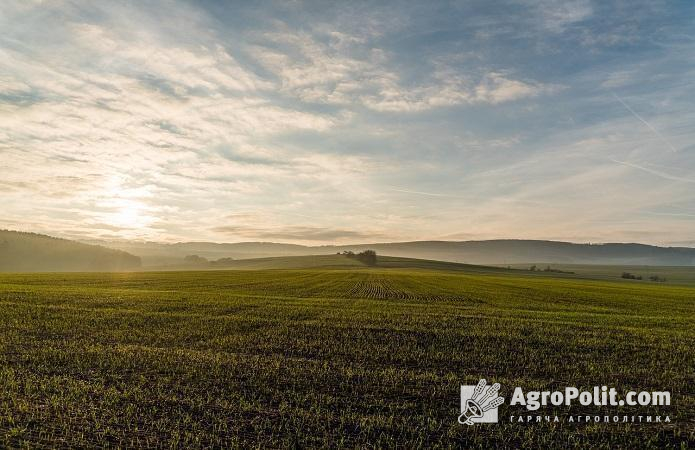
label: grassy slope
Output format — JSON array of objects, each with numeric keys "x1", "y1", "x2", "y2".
[
  {"x1": 199, "y1": 254, "x2": 366, "y2": 270},
  {"x1": 154, "y1": 253, "x2": 695, "y2": 287},
  {"x1": 503, "y1": 263, "x2": 695, "y2": 286},
  {"x1": 0, "y1": 269, "x2": 693, "y2": 448},
  {"x1": 104, "y1": 238, "x2": 695, "y2": 266},
  {"x1": 149, "y1": 253, "x2": 529, "y2": 273}
]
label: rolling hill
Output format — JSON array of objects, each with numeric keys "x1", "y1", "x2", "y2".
[
  {"x1": 0, "y1": 230, "x2": 141, "y2": 272},
  {"x1": 5, "y1": 230, "x2": 695, "y2": 270},
  {"x1": 144, "y1": 253, "x2": 520, "y2": 274},
  {"x1": 97, "y1": 238, "x2": 695, "y2": 267}
]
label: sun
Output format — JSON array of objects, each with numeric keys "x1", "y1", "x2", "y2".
[
  {"x1": 113, "y1": 204, "x2": 141, "y2": 228},
  {"x1": 96, "y1": 177, "x2": 158, "y2": 235},
  {"x1": 107, "y1": 199, "x2": 149, "y2": 229}
]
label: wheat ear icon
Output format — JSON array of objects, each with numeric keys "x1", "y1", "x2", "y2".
[
  {"x1": 482, "y1": 396, "x2": 504, "y2": 412},
  {"x1": 472, "y1": 379, "x2": 487, "y2": 400},
  {"x1": 477, "y1": 382, "x2": 500, "y2": 405}
]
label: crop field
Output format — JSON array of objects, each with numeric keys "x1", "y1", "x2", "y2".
[
  {"x1": 0, "y1": 267, "x2": 693, "y2": 448},
  {"x1": 502, "y1": 263, "x2": 695, "y2": 286}
]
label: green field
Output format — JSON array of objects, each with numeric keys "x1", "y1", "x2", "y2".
[
  {"x1": 147, "y1": 254, "x2": 521, "y2": 273},
  {"x1": 0, "y1": 262, "x2": 693, "y2": 447},
  {"x1": 502, "y1": 263, "x2": 695, "y2": 286}
]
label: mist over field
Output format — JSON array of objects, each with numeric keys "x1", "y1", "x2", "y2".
[
  {"x1": 102, "y1": 238, "x2": 695, "y2": 266},
  {"x1": 3, "y1": 230, "x2": 695, "y2": 272}
]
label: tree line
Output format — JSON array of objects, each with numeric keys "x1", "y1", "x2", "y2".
[{"x1": 340, "y1": 250, "x2": 377, "y2": 266}]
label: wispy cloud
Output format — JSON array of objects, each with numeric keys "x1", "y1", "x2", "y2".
[
  {"x1": 527, "y1": 0, "x2": 593, "y2": 32},
  {"x1": 250, "y1": 27, "x2": 552, "y2": 112},
  {"x1": 213, "y1": 225, "x2": 380, "y2": 241}
]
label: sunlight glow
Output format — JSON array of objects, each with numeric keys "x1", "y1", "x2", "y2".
[{"x1": 110, "y1": 200, "x2": 145, "y2": 229}]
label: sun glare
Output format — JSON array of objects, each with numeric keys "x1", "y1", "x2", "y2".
[
  {"x1": 112, "y1": 204, "x2": 141, "y2": 228},
  {"x1": 104, "y1": 198, "x2": 151, "y2": 230}
]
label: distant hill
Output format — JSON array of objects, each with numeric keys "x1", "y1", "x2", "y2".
[
  {"x1": 96, "y1": 238, "x2": 695, "y2": 266},
  {"x1": 0, "y1": 230, "x2": 141, "y2": 272},
  {"x1": 148, "y1": 254, "x2": 365, "y2": 271},
  {"x1": 142, "y1": 254, "x2": 521, "y2": 274},
  {"x1": 332, "y1": 240, "x2": 695, "y2": 266},
  {"x1": 94, "y1": 240, "x2": 309, "y2": 266}
]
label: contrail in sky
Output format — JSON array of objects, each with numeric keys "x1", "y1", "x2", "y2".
[
  {"x1": 610, "y1": 158, "x2": 695, "y2": 183},
  {"x1": 645, "y1": 211, "x2": 695, "y2": 218},
  {"x1": 389, "y1": 187, "x2": 456, "y2": 197},
  {"x1": 612, "y1": 93, "x2": 677, "y2": 152}
]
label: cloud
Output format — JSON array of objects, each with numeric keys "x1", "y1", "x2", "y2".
[
  {"x1": 473, "y1": 72, "x2": 549, "y2": 104},
  {"x1": 213, "y1": 225, "x2": 378, "y2": 241},
  {"x1": 358, "y1": 71, "x2": 550, "y2": 112},
  {"x1": 71, "y1": 23, "x2": 271, "y2": 94},
  {"x1": 541, "y1": 0, "x2": 593, "y2": 32},
  {"x1": 519, "y1": 0, "x2": 592, "y2": 32},
  {"x1": 600, "y1": 71, "x2": 635, "y2": 89},
  {"x1": 209, "y1": 209, "x2": 389, "y2": 243},
  {"x1": 250, "y1": 27, "x2": 551, "y2": 112}
]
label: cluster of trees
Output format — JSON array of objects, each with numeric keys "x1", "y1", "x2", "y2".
[
  {"x1": 528, "y1": 265, "x2": 574, "y2": 274},
  {"x1": 184, "y1": 255, "x2": 208, "y2": 264},
  {"x1": 340, "y1": 250, "x2": 377, "y2": 266},
  {"x1": 649, "y1": 275, "x2": 666, "y2": 282},
  {"x1": 621, "y1": 272, "x2": 642, "y2": 280},
  {"x1": 621, "y1": 272, "x2": 666, "y2": 282},
  {"x1": 183, "y1": 255, "x2": 235, "y2": 266}
]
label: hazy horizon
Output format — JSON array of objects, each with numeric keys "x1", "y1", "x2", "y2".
[
  {"x1": 6, "y1": 229, "x2": 695, "y2": 272},
  {"x1": 2, "y1": 1, "x2": 694, "y2": 246},
  {"x1": 6, "y1": 228, "x2": 695, "y2": 249},
  {"x1": 77, "y1": 235, "x2": 695, "y2": 248}
]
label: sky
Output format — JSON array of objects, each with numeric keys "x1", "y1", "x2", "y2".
[{"x1": 1, "y1": 0, "x2": 694, "y2": 246}]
